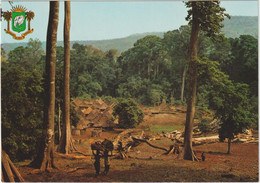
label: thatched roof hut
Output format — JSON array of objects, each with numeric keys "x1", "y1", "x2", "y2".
[
  {"x1": 81, "y1": 107, "x2": 93, "y2": 116},
  {"x1": 74, "y1": 98, "x2": 117, "y2": 129},
  {"x1": 72, "y1": 98, "x2": 83, "y2": 106}
]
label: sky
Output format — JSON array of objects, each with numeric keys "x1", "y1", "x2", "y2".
[{"x1": 1, "y1": 1, "x2": 258, "y2": 43}]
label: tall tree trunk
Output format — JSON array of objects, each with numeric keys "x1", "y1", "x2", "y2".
[
  {"x1": 179, "y1": 3, "x2": 199, "y2": 161},
  {"x1": 180, "y1": 65, "x2": 188, "y2": 102},
  {"x1": 148, "y1": 61, "x2": 151, "y2": 80},
  {"x1": 157, "y1": 64, "x2": 159, "y2": 79},
  {"x1": 58, "y1": 103, "x2": 61, "y2": 141},
  {"x1": 30, "y1": 1, "x2": 59, "y2": 171},
  {"x1": 57, "y1": 1, "x2": 76, "y2": 154},
  {"x1": 227, "y1": 138, "x2": 231, "y2": 154}
]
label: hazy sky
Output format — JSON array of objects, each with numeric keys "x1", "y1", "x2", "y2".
[{"x1": 1, "y1": 1, "x2": 258, "y2": 43}]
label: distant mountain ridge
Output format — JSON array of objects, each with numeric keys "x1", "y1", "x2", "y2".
[
  {"x1": 222, "y1": 16, "x2": 258, "y2": 38},
  {"x1": 2, "y1": 16, "x2": 257, "y2": 53}
]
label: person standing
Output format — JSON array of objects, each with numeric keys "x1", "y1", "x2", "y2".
[
  {"x1": 93, "y1": 150, "x2": 101, "y2": 177},
  {"x1": 103, "y1": 150, "x2": 110, "y2": 175}
]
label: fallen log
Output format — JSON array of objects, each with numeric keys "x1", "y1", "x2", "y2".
[{"x1": 132, "y1": 137, "x2": 168, "y2": 152}]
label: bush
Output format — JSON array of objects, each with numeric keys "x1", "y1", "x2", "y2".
[
  {"x1": 113, "y1": 98, "x2": 144, "y2": 129},
  {"x1": 198, "y1": 118, "x2": 211, "y2": 134},
  {"x1": 174, "y1": 100, "x2": 186, "y2": 106}
]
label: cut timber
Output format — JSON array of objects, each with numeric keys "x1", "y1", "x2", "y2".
[{"x1": 2, "y1": 150, "x2": 25, "y2": 182}]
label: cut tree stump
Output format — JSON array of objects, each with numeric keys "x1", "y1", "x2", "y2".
[{"x1": 2, "y1": 150, "x2": 25, "y2": 182}]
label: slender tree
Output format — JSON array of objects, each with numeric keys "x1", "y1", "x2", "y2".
[
  {"x1": 57, "y1": 1, "x2": 76, "y2": 154},
  {"x1": 180, "y1": 1, "x2": 229, "y2": 160},
  {"x1": 30, "y1": 1, "x2": 59, "y2": 171}
]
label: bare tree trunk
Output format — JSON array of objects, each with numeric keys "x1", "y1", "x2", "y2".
[
  {"x1": 58, "y1": 103, "x2": 61, "y2": 141},
  {"x1": 30, "y1": 1, "x2": 59, "y2": 171},
  {"x1": 227, "y1": 138, "x2": 231, "y2": 154},
  {"x1": 179, "y1": 3, "x2": 199, "y2": 161},
  {"x1": 181, "y1": 65, "x2": 187, "y2": 102},
  {"x1": 57, "y1": 1, "x2": 76, "y2": 154}
]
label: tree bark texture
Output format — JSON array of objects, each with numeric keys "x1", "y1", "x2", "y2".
[
  {"x1": 58, "y1": 103, "x2": 61, "y2": 141},
  {"x1": 182, "y1": 3, "x2": 200, "y2": 161},
  {"x1": 181, "y1": 65, "x2": 188, "y2": 102},
  {"x1": 227, "y1": 138, "x2": 231, "y2": 154},
  {"x1": 30, "y1": 1, "x2": 59, "y2": 171},
  {"x1": 57, "y1": 1, "x2": 76, "y2": 154}
]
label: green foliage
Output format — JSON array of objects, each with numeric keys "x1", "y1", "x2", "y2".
[
  {"x1": 1, "y1": 47, "x2": 7, "y2": 62},
  {"x1": 215, "y1": 82, "x2": 254, "y2": 141},
  {"x1": 7, "y1": 38, "x2": 44, "y2": 70},
  {"x1": 197, "y1": 56, "x2": 256, "y2": 142},
  {"x1": 185, "y1": 1, "x2": 230, "y2": 40},
  {"x1": 198, "y1": 119, "x2": 211, "y2": 134},
  {"x1": 69, "y1": 44, "x2": 117, "y2": 98},
  {"x1": 1, "y1": 60, "x2": 43, "y2": 161},
  {"x1": 101, "y1": 96, "x2": 117, "y2": 103},
  {"x1": 149, "y1": 88, "x2": 165, "y2": 106},
  {"x1": 174, "y1": 100, "x2": 186, "y2": 106},
  {"x1": 119, "y1": 35, "x2": 167, "y2": 81},
  {"x1": 113, "y1": 98, "x2": 144, "y2": 129},
  {"x1": 228, "y1": 35, "x2": 258, "y2": 96}
]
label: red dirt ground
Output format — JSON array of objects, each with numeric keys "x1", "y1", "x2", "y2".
[
  {"x1": 18, "y1": 134, "x2": 259, "y2": 182},
  {"x1": 15, "y1": 106, "x2": 258, "y2": 182},
  {"x1": 17, "y1": 142, "x2": 258, "y2": 182}
]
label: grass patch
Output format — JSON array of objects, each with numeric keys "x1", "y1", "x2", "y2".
[{"x1": 149, "y1": 125, "x2": 184, "y2": 134}]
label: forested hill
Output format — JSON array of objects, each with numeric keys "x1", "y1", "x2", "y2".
[
  {"x1": 222, "y1": 16, "x2": 258, "y2": 38},
  {"x1": 70, "y1": 32, "x2": 164, "y2": 53},
  {"x1": 2, "y1": 32, "x2": 164, "y2": 53},
  {"x1": 1, "y1": 16, "x2": 257, "y2": 53}
]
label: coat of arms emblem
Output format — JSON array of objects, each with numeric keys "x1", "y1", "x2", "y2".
[{"x1": 3, "y1": 5, "x2": 34, "y2": 40}]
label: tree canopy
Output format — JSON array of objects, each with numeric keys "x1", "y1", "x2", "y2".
[{"x1": 113, "y1": 98, "x2": 144, "y2": 129}]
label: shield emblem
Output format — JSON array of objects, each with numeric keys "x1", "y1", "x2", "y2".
[{"x1": 12, "y1": 12, "x2": 26, "y2": 33}]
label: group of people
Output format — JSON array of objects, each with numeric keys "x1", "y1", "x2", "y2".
[{"x1": 91, "y1": 139, "x2": 114, "y2": 177}]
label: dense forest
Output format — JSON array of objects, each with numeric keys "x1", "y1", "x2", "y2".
[{"x1": 1, "y1": 21, "x2": 258, "y2": 162}]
